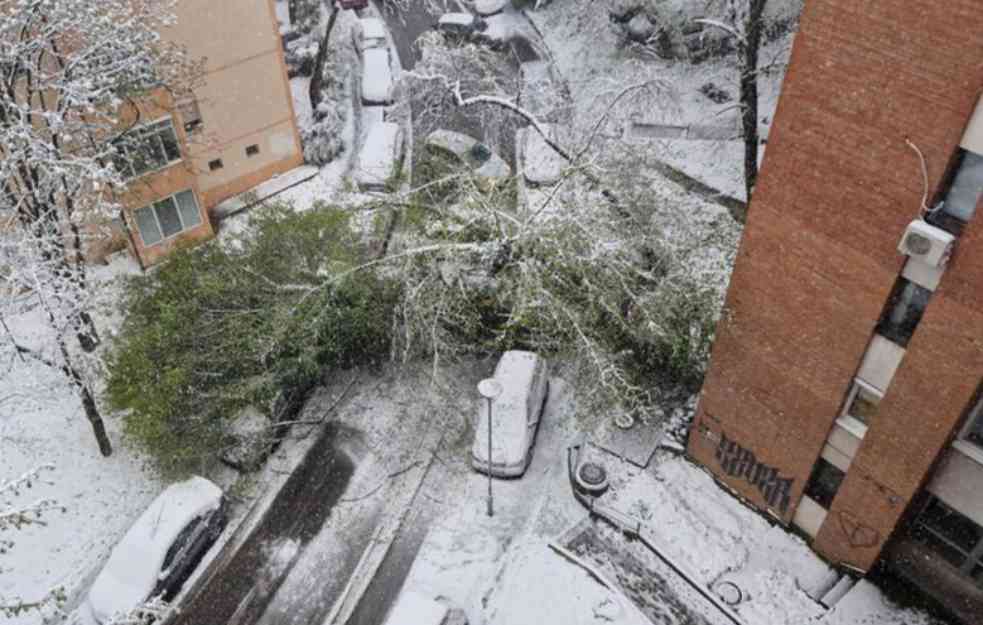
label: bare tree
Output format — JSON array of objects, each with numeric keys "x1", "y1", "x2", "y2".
[
  {"x1": 698, "y1": 0, "x2": 768, "y2": 203},
  {"x1": 0, "y1": 0, "x2": 201, "y2": 455}
]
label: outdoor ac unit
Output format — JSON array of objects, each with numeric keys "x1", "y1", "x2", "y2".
[{"x1": 897, "y1": 219, "x2": 955, "y2": 268}]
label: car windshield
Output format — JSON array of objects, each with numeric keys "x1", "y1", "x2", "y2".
[{"x1": 470, "y1": 143, "x2": 491, "y2": 164}]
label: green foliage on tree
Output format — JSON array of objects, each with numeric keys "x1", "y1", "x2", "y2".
[{"x1": 106, "y1": 202, "x2": 396, "y2": 474}]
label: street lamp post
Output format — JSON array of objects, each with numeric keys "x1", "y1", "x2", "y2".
[{"x1": 477, "y1": 378, "x2": 502, "y2": 517}]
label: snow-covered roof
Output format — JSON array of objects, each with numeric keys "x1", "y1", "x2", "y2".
[
  {"x1": 361, "y1": 48, "x2": 393, "y2": 104},
  {"x1": 520, "y1": 125, "x2": 566, "y2": 186},
  {"x1": 425, "y1": 129, "x2": 511, "y2": 180},
  {"x1": 382, "y1": 590, "x2": 449, "y2": 625},
  {"x1": 472, "y1": 351, "x2": 545, "y2": 467},
  {"x1": 438, "y1": 12, "x2": 475, "y2": 27},
  {"x1": 87, "y1": 476, "x2": 222, "y2": 623},
  {"x1": 356, "y1": 122, "x2": 403, "y2": 190}
]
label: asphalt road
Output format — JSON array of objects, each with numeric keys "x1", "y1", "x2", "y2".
[
  {"x1": 173, "y1": 423, "x2": 375, "y2": 625},
  {"x1": 377, "y1": 0, "x2": 456, "y2": 70}
]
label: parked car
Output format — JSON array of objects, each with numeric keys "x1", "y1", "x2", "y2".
[
  {"x1": 436, "y1": 13, "x2": 491, "y2": 45},
  {"x1": 361, "y1": 46, "x2": 393, "y2": 105},
  {"x1": 471, "y1": 351, "x2": 549, "y2": 478},
  {"x1": 338, "y1": 0, "x2": 369, "y2": 9},
  {"x1": 86, "y1": 477, "x2": 226, "y2": 623},
  {"x1": 474, "y1": 0, "x2": 509, "y2": 16},
  {"x1": 383, "y1": 590, "x2": 469, "y2": 625},
  {"x1": 353, "y1": 17, "x2": 387, "y2": 54},
  {"x1": 425, "y1": 129, "x2": 511, "y2": 191},
  {"x1": 355, "y1": 121, "x2": 404, "y2": 192}
]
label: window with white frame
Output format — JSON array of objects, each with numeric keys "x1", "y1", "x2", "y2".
[
  {"x1": 113, "y1": 119, "x2": 182, "y2": 179},
  {"x1": 133, "y1": 190, "x2": 201, "y2": 247},
  {"x1": 840, "y1": 379, "x2": 883, "y2": 427}
]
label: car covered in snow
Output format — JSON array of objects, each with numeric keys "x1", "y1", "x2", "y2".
[
  {"x1": 353, "y1": 17, "x2": 387, "y2": 54},
  {"x1": 474, "y1": 0, "x2": 509, "y2": 16},
  {"x1": 382, "y1": 590, "x2": 469, "y2": 625},
  {"x1": 424, "y1": 129, "x2": 510, "y2": 191},
  {"x1": 471, "y1": 351, "x2": 549, "y2": 478},
  {"x1": 361, "y1": 45, "x2": 393, "y2": 105},
  {"x1": 86, "y1": 476, "x2": 225, "y2": 623},
  {"x1": 435, "y1": 12, "x2": 493, "y2": 46},
  {"x1": 355, "y1": 121, "x2": 405, "y2": 192}
]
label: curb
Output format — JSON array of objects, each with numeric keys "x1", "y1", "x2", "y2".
[{"x1": 322, "y1": 422, "x2": 444, "y2": 625}]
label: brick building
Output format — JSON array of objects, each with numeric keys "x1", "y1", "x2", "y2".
[
  {"x1": 686, "y1": 1, "x2": 983, "y2": 621},
  {"x1": 111, "y1": 0, "x2": 303, "y2": 267}
]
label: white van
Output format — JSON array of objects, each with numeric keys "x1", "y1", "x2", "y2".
[
  {"x1": 382, "y1": 590, "x2": 468, "y2": 625},
  {"x1": 356, "y1": 122, "x2": 404, "y2": 192},
  {"x1": 471, "y1": 351, "x2": 549, "y2": 477}
]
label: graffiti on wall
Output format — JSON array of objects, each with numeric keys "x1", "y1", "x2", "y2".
[{"x1": 715, "y1": 433, "x2": 794, "y2": 515}]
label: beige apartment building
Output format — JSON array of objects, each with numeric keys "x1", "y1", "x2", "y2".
[{"x1": 115, "y1": 0, "x2": 303, "y2": 267}]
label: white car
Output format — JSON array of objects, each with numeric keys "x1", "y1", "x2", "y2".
[
  {"x1": 86, "y1": 477, "x2": 225, "y2": 623},
  {"x1": 383, "y1": 590, "x2": 469, "y2": 625},
  {"x1": 354, "y1": 17, "x2": 387, "y2": 54},
  {"x1": 362, "y1": 47, "x2": 393, "y2": 105},
  {"x1": 471, "y1": 351, "x2": 549, "y2": 477},
  {"x1": 425, "y1": 129, "x2": 511, "y2": 190},
  {"x1": 474, "y1": 0, "x2": 510, "y2": 16},
  {"x1": 356, "y1": 121, "x2": 404, "y2": 192}
]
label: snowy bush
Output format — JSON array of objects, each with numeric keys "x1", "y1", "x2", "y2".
[
  {"x1": 303, "y1": 102, "x2": 347, "y2": 164},
  {"x1": 107, "y1": 203, "x2": 396, "y2": 474}
]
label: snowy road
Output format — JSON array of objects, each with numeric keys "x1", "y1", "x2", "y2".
[{"x1": 172, "y1": 423, "x2": 381, "y2": 625}]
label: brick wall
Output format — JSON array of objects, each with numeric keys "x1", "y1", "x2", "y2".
[{"x1": 688, "y1": 0, "x2": 983, "y2": 571}]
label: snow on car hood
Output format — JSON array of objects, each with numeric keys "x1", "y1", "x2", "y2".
[{"x1": 87, "y1": 476, "x2": 222, "y2": 623}]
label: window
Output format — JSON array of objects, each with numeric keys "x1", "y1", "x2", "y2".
[
  {"x1": 913, "y1": 496, "x2": 983, "y2": 587},
  {"x1": 208, "y1": 158, "x2": 223, "y2": 171},
  {"x1": 177, "y1": 98, "x2": 203, "y2": 134},
  {"x1": 113, "y1": 119, "x2": 181, "y2": 179},
  {"x1": 133, "y1": 190, "x2": 202, "y2": 247},
  {"x1": 938, "y1": 150, "x2": 983, "y2": 223},
  {"x1": 803, "y1": 459, "x2": 845, "y2": 509},
  {"x1": 875, "y1": 278, "x2": 931, "y2": 348},
  {"x1": 161, "y1": 517, "x2": 201, "y2": 574},
  {"x1": 840, "y1": 379, "x2": 882, "y2": 426},
  {"x1": 245, "y1": 144, "x2": 260, "y2": 157}
]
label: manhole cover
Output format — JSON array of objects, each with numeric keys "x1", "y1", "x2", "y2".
[
  {"x1": 713, "y1": 580, "x2": 743, "y2": 606},
  {"x1": 579, "y1": 463, "x2": 607, "y2": 485}
]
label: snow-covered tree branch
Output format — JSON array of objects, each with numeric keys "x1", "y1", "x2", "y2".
[{"x1": 0, "y1": 0, "x2": 203, "y2": 455}]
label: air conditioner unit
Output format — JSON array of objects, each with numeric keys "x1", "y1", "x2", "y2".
[{"x1": 897, "y1": 219, "x2": 955, "y2": 268}]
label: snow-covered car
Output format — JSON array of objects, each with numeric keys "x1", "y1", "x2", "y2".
[
  {"x1": 474, "y1": 0, "x2": 509, "y2": 16},
  {"x1": 517, "y1": 124, "x2": 566, "y2": 187},
  {"x1": 424, "y1": 129, "x2": 511, "y2": 191},
  {"x1": 361, "y1": 46, "x2": 393, "y2": 105},
  {"x1": 435, "y1": 13, "x2": 492, "y2": 45},
  {"x1": 355, "y1": 121, "x2": 405, "y2": 192},
  {"x1": 353, "y1": 17, "x2": 387, "y2": 54},
  {"x1": 471, "y1": 351, "x2": 549, "y2": 478},
  {"x1": 382, "y1": 590, "x2": 469, "y2": 625},
  {"x1": 86, "y1": 477, "x2": 225, "y2": 623}
]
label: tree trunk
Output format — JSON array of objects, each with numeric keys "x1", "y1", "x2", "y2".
[
  {"x1": 59, "y1": 339, "x2": 113, "y2": 456},
  {"x1": 739, "y1": 0, "x2": 767, "y2": 204},
  {"x1": 309, "y1": 6, "x2": 340, "y2": 112}
]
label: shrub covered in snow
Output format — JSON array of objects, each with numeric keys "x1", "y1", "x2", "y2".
[
  {"x1": 303, "y1": 10, "x2": 358, "y2": 165},
  {"x1": 303, "y1": 102, "x2": 348, "y2": 165}
]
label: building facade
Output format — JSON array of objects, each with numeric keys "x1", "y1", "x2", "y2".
[
  {"x1": 686, "y1": 1, "x2": 983, "y2": 621},
  {"x1": 113, "y1": 0, "x2": 303, "y2": 267}
]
